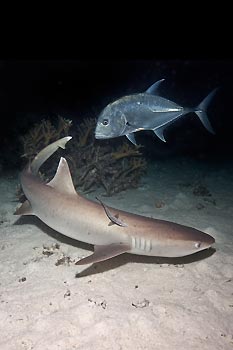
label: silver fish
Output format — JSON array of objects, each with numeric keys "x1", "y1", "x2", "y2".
[
  {"x1": 95, "y1": 79, "x2": 217, "y2": 145},
  {"x1": 14, "y1": 137, "x2": 215, "y2": 266}
]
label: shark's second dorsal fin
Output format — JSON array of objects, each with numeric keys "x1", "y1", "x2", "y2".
[{"x1": 47, "y1": 157, "x2": 78, "y2": 196}]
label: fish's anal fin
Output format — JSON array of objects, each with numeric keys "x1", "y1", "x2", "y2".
[
  {"x1": 126, "y1": 133, "x2": 137, "y2": 145},
  {"x1": 145, "y1": 79, "x2": 165, "y2": 95},
  {"x1": 153, "y1": 127, "x2": 166, "y2": 142},
  {"x1": 14, "y1": 200, "x2": 34, "y2": 216},
  {"x1": 47, "y1": 157, "x2": 78, "y2": 196},
  {"x1": 75, "y1": 242, "x2": 131, "y2": 265}
]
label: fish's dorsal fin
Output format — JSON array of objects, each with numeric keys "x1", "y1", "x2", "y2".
[
  {"x1": 153, "y1": 127, "x2": 167, "y2": 142},
  {"x1": 75, "y1": 242, "x2": 131, "y2": 265},
  {"x1": 145, "y1": 79, "x2": 165, "y2": 95},
  {"x1": 47, "y1": 157, "x2": 78, "y2": 196},
  {"x1": 126, "y1": 133, "x2": 137, "y2": 145},
  {"x1": 96, "y1": 197, "x2": 128, "y2": 227}
]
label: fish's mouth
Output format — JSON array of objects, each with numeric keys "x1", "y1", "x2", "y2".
[{"x1": 95, "y1": 131, "x2": 110, "y2": 139}]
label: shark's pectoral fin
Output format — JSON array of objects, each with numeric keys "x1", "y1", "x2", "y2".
[
  {"x1": 153, "y1": 127, "x2": 166, "y2": 142},
  {"x1": 14, "y1": 200, "x2": 34, "y2": 215},
  {"x1": 75, "y1": 242, "x2": 131, "y2": 265}
]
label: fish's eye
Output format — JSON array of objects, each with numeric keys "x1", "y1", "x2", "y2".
[
  {"x1": 102, "y1": 119, "x2": 109, "y2": 126},
  {"x1": 195, "y1": 242, "x2": 201, "y2": 249}
]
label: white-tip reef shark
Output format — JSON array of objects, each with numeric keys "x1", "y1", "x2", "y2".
[
  {"x1": 14, "y1": 137, "x2": 215, "y2": 265},
  {"x1": 95, "y1": 79, "x2": 218, "y2": 145}
]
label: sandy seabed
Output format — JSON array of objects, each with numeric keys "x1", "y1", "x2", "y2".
[{"x1": 0, "y1": 157, "x2": 233, "y2": 350}]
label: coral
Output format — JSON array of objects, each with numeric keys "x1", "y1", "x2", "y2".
[
  {"x1": 20, "y1": 116, "x2": 72, "y2": 162},
  {"x1": 20, "y1": 116, "x2": 147, "y2": 196}
]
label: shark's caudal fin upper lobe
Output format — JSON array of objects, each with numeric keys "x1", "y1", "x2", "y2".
[{"x1": 194, "y1": 88, "x2": 218, "y2": 134}]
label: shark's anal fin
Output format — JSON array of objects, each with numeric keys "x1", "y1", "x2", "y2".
[
  {"x1": 75, "y1": 242, "x2": 131, "y2": 265},
  {"x1": 96, "y1": 197, "x2": 128, "y2": 227},
  {"x1": 14, "y1": 200, "x2": 34, "y2": 215}
]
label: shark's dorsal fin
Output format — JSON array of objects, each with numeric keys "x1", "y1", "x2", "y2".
[
  {"x1": 145, "y1": 79, "x2": 165, "y2": 95},
  {"x1": 75, "y1": 242, "x2": 131, "y2": 265},
  {"x1": 47, "y1": 157, "x2": 78, "y2": 196},
  {"x1": 14, "y1": 200, "x2": 34, "y2": 216}
]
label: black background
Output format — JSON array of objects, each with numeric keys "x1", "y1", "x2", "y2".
[{"x1": 0, "y1": 59, "x2": 233, "y2": 169}]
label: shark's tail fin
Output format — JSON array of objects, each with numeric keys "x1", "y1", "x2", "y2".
[
  {"x1": 194, "y1": 88, "x2": 218, "y2": 134},
  {"x1": 31, "y1": 136, "x2": 72, "y2": 175}
]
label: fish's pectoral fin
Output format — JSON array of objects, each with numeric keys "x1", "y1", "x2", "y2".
[
  {"x1": 75, "y1": 242, "x2": 131, "y2": 265},
  {"x1": 14, "y1": 200, "x2": 34, "y2": 215},
  {"x1": 126, "y1": 133, "x2": 137, "y2": 145},
  {"x1": 153, "y1": 127, "x2": 166, "y2": 142},
  {"x1": 145, "y1": 79, "x2": 165, "y2": 95}
]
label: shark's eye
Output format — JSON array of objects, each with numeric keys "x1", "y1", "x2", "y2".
[
  {"x1": 102, "y1": 119, "x2": 109, "y2": 126},
  {"x1": 195, "y1": 242, "x2": 201, "y2": 249}
]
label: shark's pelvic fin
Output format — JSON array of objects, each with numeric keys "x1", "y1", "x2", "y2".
[
  {"x1": 47, "y1": 157, "x2": 78, "y2": 196},
  {"x1": 145, "y1": 79, "x2": 165, "y2": 95},
  {"x1": 14, "y1": 199, "x2": 34, "y2": 216},
  {"x1": 75, "y1": 242, "x2": 131, "y2": 265}
]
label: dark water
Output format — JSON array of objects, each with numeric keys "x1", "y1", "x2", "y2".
[{"x1": 0, "y1": 60, "x2": 233, "y2": 169}]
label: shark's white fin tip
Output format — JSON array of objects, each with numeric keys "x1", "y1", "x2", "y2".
[{"x1": 59, "y1": 136, "x2": 72, "y2": 149}]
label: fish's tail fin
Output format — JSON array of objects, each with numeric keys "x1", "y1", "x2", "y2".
[{"x1": 195, "y1": 88, "x2": 218, "y2": 134}]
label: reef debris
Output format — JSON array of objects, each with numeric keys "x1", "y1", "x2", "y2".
[{"x1": 20, "y1": 116, "x2": 147, "y2": 196}]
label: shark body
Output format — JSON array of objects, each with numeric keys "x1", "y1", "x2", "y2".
[{"x1": 15, "y1": 137, "x2": 215, "y2": 265}]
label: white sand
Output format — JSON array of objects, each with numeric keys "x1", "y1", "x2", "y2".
[{"x1": 0, "y1": 157, "x2": 233, "y2": 350}]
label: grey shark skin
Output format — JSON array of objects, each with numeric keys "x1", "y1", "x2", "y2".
[
  {"x1": 15, "y1": 137, "x2": 215, "y2": 265},
  {"x1": 95, "y1": 79, "x2": 218, "y2": 145}
]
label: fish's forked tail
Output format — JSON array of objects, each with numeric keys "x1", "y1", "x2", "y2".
[
  {"x1": 195, "y1": 88, "x2": 218, "y2": 134},
  {"x1": 31, "y1": 136, "x2": 72, "y2": 175}
]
